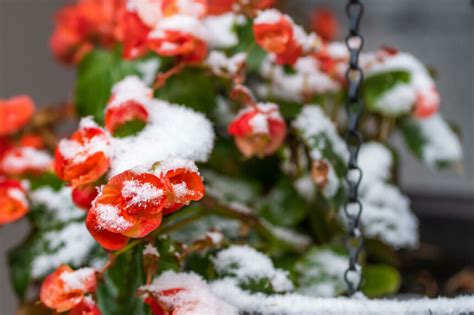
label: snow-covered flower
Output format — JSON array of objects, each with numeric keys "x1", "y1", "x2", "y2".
[
  {"x1": 54, "y1": 118, "x2": 112, "y2": 188},
  {"x1": 228, "y1": 103, "x2": 286, "y2": 158},
  {"x1": 40, "y1": 265, "x2": 97, "y2": 313},
  {"x1": 0, "y1": 95, "x2": 35, "y2": 136}
]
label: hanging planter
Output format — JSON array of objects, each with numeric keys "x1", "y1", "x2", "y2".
[{"x1": 1, "y1": 0, "x2": 472, "y2": 314}]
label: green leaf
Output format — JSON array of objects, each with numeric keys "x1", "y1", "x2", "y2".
[
  {"x1": 27, "y1": 172, "x2": 63, "y2": 191},
  {"x1": 363, "y1": 70, "x2": 411, "y2": 114},
  {"x1": 155, "y1": 68, "x2": 217, "y2": 114},
  {"x1": 112, "y1": 119, "x2": 147, "y2": 138},
  {"x1": 399, "y1": 115, "x2": 426, "y2": 159},
  {"x1": 257, "y1": 177, "x2": 308, "y2": 227},
  {"x1": 362, "y1": 264, "x2": 401, "y2": 298},
  {"x1": 75, "y1": 49, "x2": 139, "y2": 122}
]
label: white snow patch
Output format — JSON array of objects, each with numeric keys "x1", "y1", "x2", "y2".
[
  {"x1": 29, "y1": 186, "x2": 85, "y2": 222},
  {"x1": 95, "y1": 204, "x2": 133, "y2": 232},
  {"x1": 203, "y1": 13, "x2": 244, "y2": 48},
  {"x1": 60, "y1": 267, "x2": 95, "y2": 291}
]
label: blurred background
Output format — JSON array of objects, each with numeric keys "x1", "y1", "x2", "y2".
[{"x1": 0, "y1": 0, "x2": 472, "y2": 313}]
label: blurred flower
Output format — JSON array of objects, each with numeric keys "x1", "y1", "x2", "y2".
[
  {"x1": 0, "y1": 178, "x2": 28, "y2": 224},
  {"x1": 228, "y1": 103, "x2": 286, "y2": 158},
  {"x1": 414, "y1": 86, "x2": 440, "y2": 119},
  {"x1": 50, "y1": 0, "x2": 125, "y2": 64},
  {"x1": 207, "y1": 0, "x2": 275, "y2": 16},
  {"x1": 1, "y1": 146, "x2": 52, "y2": 176},
  {"x1": 86, "y1": 170, "x2": 165, "y2": 250},
  {"x1": 161, "y1": 0, "x2": 207, "y2": 18},
  {"x1": 69, "y1": 297, "x2": 102, "y2": 315},
  {"x1": 54, "y1": 119, "x2": 112, "y2": 188},
  {"x1": 311, "y1": 8, "x2": 339, "y2": 42},
  {"x1": 72, "y1": 184, "x2": 99, "y2": 210},
  {"x1": 40, "y1": 265, "x2": 97, "y2": 313},
  {"x1": 0, "y1": 95, "x2": 35, "y2": 136}
]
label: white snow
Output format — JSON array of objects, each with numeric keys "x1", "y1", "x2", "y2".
[
  {"x1": 415, "y1": 114, "x2": 463, "y2": 166},
  {"x1": 142, "y1": 271, "x2": 238, "y2": 315},
  {"x1": 7, "y1": 188, "x2": 28, "y2": 207},
  {"x1": 149, "y1": 15, "x2": 208, "y2": 40},
  {"x1": 94, "y1": 203, "x2": 133, "y2": 232},
  {"x1": 203, "y1": 13, "x2": 245, "y2": 48},
  {"x1": 29, "y1": 186, "x2": 85, "y2": 222},
  {"x1": 152, "y1": 158, "x2": 199, "y2": 177},
  {"x1": 205, "y1": 231, "x2": 224, "y2": 245},
  {"x1": 137, "y1": 59, "x2": 161, "y2": 85},
  {"x1": 206, "y1": 51, "x2": 246, "y2": 76},
  {"x1": 254, "y1": 9, "x2": 285, "y2": 24},
  {"x1": 1, "y1": 147, "x2": 52, "y2": 172},
  {"x1": 60, "y1": 267, "x2": 95, "y2": 291},
  {"x1": 293, "y1": 105, "x2": 348, "y2": 161},
  {"x1": 143, "y1": 243, "x2": 160, "y2": 257},
  {"x1": 374, "y1": 84, "x2": 417, "y2": 116},
  {"x1": 172, "y1": 182, "x2": 188, "y2": 197},
  {"x1": 31, "y1": 222, "x2": 96, "y2": 277},
  {"x1": 122, "y1": 180, "x2": 164, "y2": 207},
  {"x1": 109, "y1": 75, "x2": 152, "y2": 109},
  {"x1": 210, "y1": 279, "x2": 474, "y2": 315},
  {"x1": 110, "y1": 100, "x2": 214, "y2": 176},
  {"x1": 233, "y1": 102, "x2": 283, "y2": 135},
  {"x1": 212, "y1": 245, "x2": 293, "y2": 293}
]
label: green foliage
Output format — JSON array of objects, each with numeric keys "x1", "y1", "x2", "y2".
[
  {"x1": 113, "y1": 119, "x2": 147, "y2": 138},
  {"x1": 361, "y1": 264, "x2": 401, "y2": 298},
  {"x1": 154, "y1": 68, "x2": 217, "y2": 115},
  {"x1": 27, "y1": 172, "x2": 63, "y2": 192},
  {"x1": 363, "y1": 70, "x2": 411, "y2": 115},
  {"x1": 399, "y1": 115, "x2": 426, "y2": 159},
  {"x1": 75, "y1": 49, "x2": 140, "y2": 122},
  {"x1": 98, "y1": 247, "x2": 147, "y2": 315}
]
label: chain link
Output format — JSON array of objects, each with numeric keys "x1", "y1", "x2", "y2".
[{"x1": 343, "y1": 0, "x2": 365, "y2": 296}]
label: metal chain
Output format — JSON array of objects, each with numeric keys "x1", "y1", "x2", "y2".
[{"x1": 343, "y1": 0, "x2": 365, "y2": 296}]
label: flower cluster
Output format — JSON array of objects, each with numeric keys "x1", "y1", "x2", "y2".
[
  {"x1": 253, "y1": 9, "x2": 320, "y2": 65},
  {"x1": 86, "y1": 159, "x2": 204, "y2": 250},
  {"x1": 0, "y1": 95, "x2": 53, "y2": 224},
  {"x1": 40, "y1": 265, "x2": 99, "y2": 313}
]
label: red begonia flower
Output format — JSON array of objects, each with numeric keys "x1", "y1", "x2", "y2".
[
  {"x1": 228, "y1": 103, "x2": 287, "y2": 158},
  {"x1": 118, "y1": 10, "x2": 153, "y2": 60},
  {"x1": 0, "y1": 178, "x2": 28, "y2": 224},
  {"x1": 161, "y1": 0, "x2": 207, "y2": 18},
  {"x1": 69, "y1": 297, "x2": 102, "y2": 315},
  {"x1": 413, "y1": 86, "x2": 440, "y2": 119},
  {"x1": 86, "y1": 170, "x2": 166, "y2": 250},
  {"x1": 54, "y1": 120, "x2": 112, "y2": 188},
  {"x1": 148, "y1": 29, "x2": 208, "y2": 63},
  {"x1": 153, "y1": 159, "x2": 205, "y2": 215},
  {"x1": 0, "y1": 95, "x2": 35, "y2": 137},
  {"x1": 40, "y1": 265, "x2": 97, "y2": 313},
  {"x1": 311, "y1": 8, "x2": 339, "y2": 42},
  {"x1": 253, "y1": 10, "x2": 294, "y2": 54},
  {"x1": 1, "y1": 146, "x2": 52, "y2": 176},
  {"x1": 105, "y1": 100, "x2": 149, "y2": 135},
  {"x1": 72, "y1": 184, "x2": 99, "y2": 210}
]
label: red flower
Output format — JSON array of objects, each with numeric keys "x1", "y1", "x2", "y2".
[
  {"x1": 72, "y1": 184, "x2": 99, "y2": 210},
  {"x1": 118, "y1": 10, "x2": 154, "y2": 60},
  {"x1": 253, "y1": 10, "x2": 294, "y2": 54},
  {"x1": 40, "y1": 265, "x2": 97, "y2": 313},
  {"x1": 54, "y1": 119, "x2": 112, "y2": 188},
  {"x1": 50, "y1": 0, "x2": 125, "y2": 64},
  {"x1": 274, "y1": 40, "x2": 302, "y2": 65},
  {"x1": 0, "y1": 95, "x2": 35, "y2": 136},
  {"x1": 19, "y1": 134, "x2": 45, "y2": 149},
  {"x1": 1, "y1": 146, "x2": 52, "y2": 176},
  {"x1": 228, "y1": 103, "x2": 287, "y2": 158},
  {"x1": 311, "y1": 8, "x2": 339, "y2": 42},
  {"x1": 148, "y1": 16, "x2": 208, "y2": 63},
  {"x1": 414, "y1": 86, "x2": 440, "y2": 119},
  {"x1": 161, "y1": 0, "x2": 207, "y2": 18},
  {"x1": 153, "y1": 159, "x2": 205, "y2": 215},
  {"x1": 86, "y1": 170, "x2": 166, "y2": 250},
  {"x1": 69, "y1": 297, "x2": 101, "y2": 315},
  {"x1": 145, "y1": 289, "x2": 196, "y2": 315},
  {"x1": 0, "y1": 178, "x2": 28, "y2": 224}
]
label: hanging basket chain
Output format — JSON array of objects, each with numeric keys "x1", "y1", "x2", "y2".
[{"x1": 343, "y1": 0, "x2": 365, "y2": 296}]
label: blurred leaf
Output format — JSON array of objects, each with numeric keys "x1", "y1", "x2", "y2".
[
  {"x1": 113, "y1": 119, "x2": 147, "y2": 138},
  {"x1": 362, "y1": 264, "x2": 401, "y2": 298},
  {"x1": 155, "y1": 68, "x2": 217, "y2": 114},
  {"x1": 399, "y1": 115, "x2": 426, "y2": 159},
  {"x1": 75, "y1": 49, "x2": 139, "y2": 122},
  {"x1": 257, "y1": 177, "x2": 308, "y2": 227},
  {"x1": 363, "y1": 71, "x2": 411, "y2": 113},
  {"x1": 27, "y1": 172, "x2": 63, "y2": 192},
  {"x1": 229, "y1": 20, "x2": 267, "y2": 74}
]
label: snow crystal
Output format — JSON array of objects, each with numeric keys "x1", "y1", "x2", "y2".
[
  {"x1": 110, "y1": 100, "x2": 214, "y2": 176},
  {"x1": 416, "y1": 114, "x2": 463, "y2": 166},
  {"x1": 356, "y1": 142, "x2": 393, "y2": 193},
  {"x1": 31, "y1": 222, "x2": 96, "y2": 277},
  {"x1": 143, "y1": 271, "x2": 238, "y2": 315},
  {"x1": 60, "y1": 267, "x2": 95, "y2": 291},
  {"x1": 210, "y1": 278, "x2": 474, "y2": 315},
  {"x1": 203, "y1": 13, "x2": 244, "y2": 48},
  {"x1": 172, "y1": 182, "x2": 188, "y2": 198},
  {"x1": 213, "y1": 245, "x2": 293, "y2": 293},
  {"x1": 143, "y1": 243, "x2": 160, "y2": 257},
  {"x1": 293, "y1": 105, "x2": 348, "y2": 161},
  {"x1": 122, "y1": 180, "x2": 163, "y2": 207},
  {"x1": 29, "y1": 186, "x2": 85, "y2": 222},
  {"x1": 109, "y1": 75, "x2": 152, "y2": 109},
  {"x1": 95, "y1": 204, "x2": 133, "y2": 232},
  {"x1": 1, "y1": 147, "x2": 52, "y2": 171}
]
